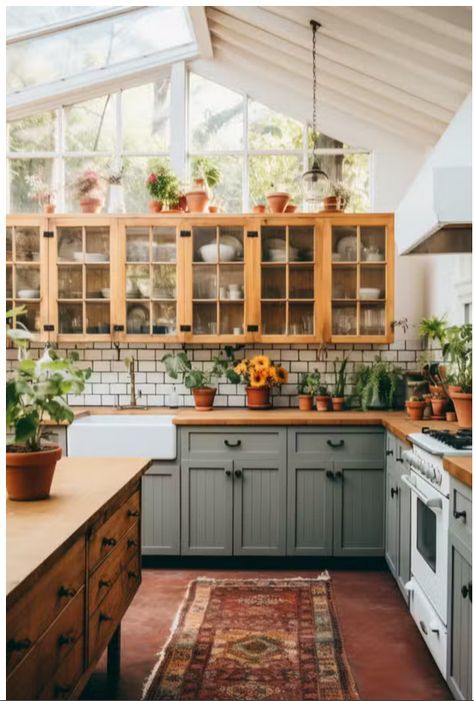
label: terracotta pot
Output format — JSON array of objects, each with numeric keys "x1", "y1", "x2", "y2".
[
  {"x1": 405, "y1": 400, "x2": 425, "y2": 421},
  {"x1": 429, "y1": 384, "x2": 446, "y2": 397},
  {"x1": 79, "y1": 196, "x2": 102, "y2": 214},
  {"x1": 448, "y1": 385, "x2": 462, "y2": 398},
  {"x1": 446, "y1": 411, "x2": 457, "y2": 422},
  {"x1": 323, "y1": 196, "x2": 342, "y2": 212},
  {"x1": 6, "y1": 445, "x2": 62, "y2": 501},
  {"x1": 186, "y1": 190, "x2": 209, "y2": 213},
  {"x1": 332, "y1": 397, "x2": 345, "y2": 411},
  {"x1": 266, "y1": 192, "x2": 290, "y2": 214},
  {"x1": 451, "y1": 392, "x2": 472, "y2": 429},
  {"x1": 43, "y1": 203, "x2": 55, "y2": 214},
  {"x1": 285, "y1": 203, "x2": 297, "y2": 213},
  {"x1": 246, "y1": 386, "x2": 271, "y2": 409},
  {"x1": 316, "y1": 395, "x2": 331, "y2": 412},
  {"x1": 148, "y1": 200, "x2": 163, "y2": 213},
  {"x1": 192, "y1": 387, "x2": 216, "y2": 412},
  {"x1": 423, "y1": 394, "x2": 433, "y2": 419},
  {"x1": 431, "y1": 397, "x2": 448, "y2": 417},
  {"x1": 298, "y1": 395, "x2": 313, "y2": 411},
  {"x1": 194, "y1": 178, "x2": 206, "y2": 188},
  {"x1": 178, "y1": 194, "x2": 187, "y2": 212},
  {"x1": 253, "y1": 204, "x2": 266, "y2": 214},
  {"x1": 208, "y1": 205, "x2": 218, "y2": 213}
]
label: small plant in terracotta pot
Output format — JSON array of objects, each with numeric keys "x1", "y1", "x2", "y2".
[
  {"x1": 315, "y1": 386, "x2": 331, "y2": 412},
  {"x1": 431, "y1": 396, "x2": 448, "y2": 418},
  {"x1": 252, "y1": 202, "x2": 266, "y2": 214},
  {"x1": 285, "y1": 203, "x2": 298, "y2": 214},
  {"x1": 26, "y1": 174, "x2": 56, "y2": 214},
  {"x1": 187, "y1": 157, "x2": 221, "y2": 213},
  {"x1": 332, "y1": 355, "x2": 349, "y2": 411},
  {"x1": 146, "y1": 163, "x2": 180, "y2": 213},
  {"x1": 443, "y1": 323, "x2": 472, "y2": 428},
  {"x1": 73, "y1": 170, "x2": 103, "y2": 213},
  {"x1": 297, "y1": 371, "x2": 320, "y2": 411},
  {"x1": 6, "y1": 308, "x2": 91, "y2": 500},
  {"x1": 234, "y1": 355, "x2": 288, "y2": 409},
  {"x1": 266, "y1": 187, "x2": 290, "y2": 214},
  {"x1": 405, "y1": 396, "x2": 425, "y2": 421}
]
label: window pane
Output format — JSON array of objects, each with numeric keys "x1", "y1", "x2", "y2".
[
  {"x1": 318, "y1": 153, "x2": 370, "y2": 213},
  {"x1": 122, "y1": 80, "x2": 170, "y2": 152},
  {"x1": 9, "y1": 158, "x2": 55, "y2": 213},
  {"x1": 249, "y1": 155, "x2": 303, "y2": 207},
  {"x1": 64, "y1": 157, "x2": 110, "y2": 212},
  {"x1": 189, "y1": 156, "x2": 242, "y2": 213},
  {"x1": 8, "y1": 111, "x2": 56, "y2": 152},
  {"x1": 248, "y1": 101, "x2": 303, "y2": 150},
  {"x1": 189, "y1": 74, "x2": 243, "y2": 151},
  {"x1": 7, "y1": 7, "x2": 111, "y2": 37},
  {"x1": 122, "y1": 156, "x2": 171, "y2": 213},
  {"x1": 65, "y1": 95, "x2": 114, "y2": 151}
]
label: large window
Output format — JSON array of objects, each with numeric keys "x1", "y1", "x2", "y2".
[{"x1": 7, "y1": 71, "x2": 371, "y2": 214}]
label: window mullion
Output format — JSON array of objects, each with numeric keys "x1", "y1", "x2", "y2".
[
  {"x1": 242, "y1": 94, "x2": 249, "y2": 213},
  {"x1": 57, "y1": 106, "x2": 65, "y2": 211}
]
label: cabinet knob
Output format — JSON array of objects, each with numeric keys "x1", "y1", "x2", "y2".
[
  {"x1": 386, "y1": 450, "x2": 394, "y2": 456},
  {"x1": 326, "y1": 470, "x2": 334, "y2": 480},
  {"x1": 128, "y1": 509, "x2": 140, "y2": 517},
  {"x1": 335, "y1": 471, "x2": 343, "y2": 480},
  {"x1": 327, "y1": 439, "x2": 344, "y2": 448},
  {"x1": 461, "y1": 583, "x2": 472, "y2": 601},
  {"x1": 58, "y1": 633, "x2": 75, "y2": 646},
  {"x1": 58, "y1": 586, "x2": 76, "y2": 598},
  {"x1": 391, "y1": 487, "x2": 399, "y2": 498},
  {"x1": 225, "y1": 469, "x2": 232, "y2": 476},
  {"x1": 234, "y1": 469, "x2": 242, "y2": 478},
  {"x1": 454, "y1": 509, "x2": 467, "y2": 521},
  {"x1": 102, "y1": 537, "x2": 117, "y2": 547},
  {"x1": 396, "y1": 457, "x2": 404, "y2": 463},
  {"x1": 99, "y1": 579, "x2": 112, "y2": 588},
  {"x1": 7, "y1": 638, "x2": 31, "y2": 652},
  {"x1": 99, "y1": 612, "x2": 112, "y2": 623},
  {"x1": 127, "y1": 538, "x2": 138, "y2": 548}
]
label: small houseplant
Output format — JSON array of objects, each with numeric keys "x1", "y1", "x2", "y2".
[
  {"x1": 352, "y1": 358, "x2": 402, "y2": 410},
  {"x1": 315, "y1": 384, "x2": 331, "y2": 412},
  {"x1": 25, "y1": 174, "x2": 55, "y2": 214},
  {"x1": 265, "y1": 183, "x2": 290, "y2": 214},
  {"x1": 146, "y1": 163, "x2": 180, "y2": 213},
  {"x1": 323, "y1": 181, "x2": 352, "y2": 212},
  {"x1": 405, "y1": 395, "x2": 425, "y2": 421},
  {"x1": 418, "y1": 315, "x2": 449, "y2": 396},
  {"x1": 6, "y1": 308, "x2": 91, "y2": 500},
  {"x1": 297, "y1": 371, "x2": 320, "y2": 411},
  {"x1": 332, "y1": 355, "x2": 349, "y2": 410},
  {"x1": 442, "y1": 323, "x2": 472, "y2": 428},
  {"x1": 162, "y1": 347, "x2": 239, "y2": 411},
  {"x1": 73, "y1": 170, "x2": 103, "y2": 213},
  {"x1": 234, "y1": 354, "x2": 288, "y2": 409}
]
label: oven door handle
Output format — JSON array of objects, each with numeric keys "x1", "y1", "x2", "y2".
[{"x1": 401, "y1": 474, "x2": 443, "y2": 511}]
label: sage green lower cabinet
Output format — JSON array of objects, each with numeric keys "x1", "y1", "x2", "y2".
[
  {"x1": 287, "y1": 460, "x2": 333, "y2": 555},
  {"x1": 142, "y1": 460, "x2": 180, "y2": 555}
]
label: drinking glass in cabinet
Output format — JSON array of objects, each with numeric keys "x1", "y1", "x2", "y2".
[
  {"x1": 152, "y1": 265, "x2": 176, "y2": 299},
  {"x1": 219, "y1": 265, "x2": 244, "y2": 300},
  {"x1": 6, "y1": 266, "x2": 13, "y2": 298},
  {"x1": 360, "y1": 304, "x2": 385, "y2": 335},
  {"x1": 220, "y1": 302, "x2": 244, "y2": 335},
  {"x1": 59, "y1": 303, "x2": 83, "y2": 334},
  {"x1": 360, "y1": 266, "x2": 385, "y2": 300},
  {"x1": 59, "y1": 266, "x2": 82, "y2": 299},
  {"x1": 16, "y1": 266, "x2": 40, "y2": 300},
  {"x1": 85, "y1": 227, "x2": 109, "y2": 261},
  {"x1": 360, "y1": 227, "x2": 385, "y2": 261},
  {"x1": 193, "y1": 227, "x2": 217, "y2": 262},
  {"x1": 127, "y1": 302, "x2": 150, "y2": 334},
  {"x1": 193, "y1": 302, "x2": 217, "y2": 334},
  {"x1": 332, "y1": 266, "x2": 356, "y2": 300},
  {"x1": 126, "y1": 264, "x2": 150, "y2": 299},
  {"x1": 261, "y1": 226, "x2": 286, "y2": 262},
  {"x1": 193, "y1": 265, "x2": 217, "y2": 299},
  {"x1": 58, "y1": 228, "x2": 82, "y2": 261},
  {"x1": 15, "y1": 227, "x2": 40, "y2": 262},
  {"x1": 86, "y1": 303, "x2": 110, "y2": 334},
  {"x1": 22, "y1": 303, "x2": 40, "y2": 332},
  {"x1": 332, "y1": 226, "x2": 357, "y2": 262},
  {"x1": 86, "y1": 266, "x2": 110, "y2": 299},
  {"x1": 262, "y1": 266, "x2": 285, "y2": 299},
  {"x1": 126, "y1": 227, "x2": 149, "y2": 262},
  {"x1": 289, "y1": 226, "x2": 314, "y2": 262},
  {"x1": 289, "y1": 303, "x2": 314, "y2": 335},
  {"x1": 152, "y1": 302, "x2": 176, "y2": 335},
  {"x1": 289, "y1": 266, "x2": 314, "y2": 299},
  {"x1": 262, "y1": 301, "x2": 286, "y2": 335},
  {"x1": 6, "y1": 228, "x2": 12, "y2": 261},
  {"x1": 152, "y1": 228, "x2": 176, "y2": 262},
  {"x1": 332, "y1": 303, "x2": 357, "y2": 335}
]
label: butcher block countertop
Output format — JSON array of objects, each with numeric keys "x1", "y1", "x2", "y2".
[
  {"x1": 443, "y1": 456, "x2": 472, "y2": 488},
  {"x1": 6, "y1": 456, "x2": 151, "y2": 604}
]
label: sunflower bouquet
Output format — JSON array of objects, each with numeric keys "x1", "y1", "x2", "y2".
[{"x1": 234, "y1": 355, "x2": 288, "y2": 388}]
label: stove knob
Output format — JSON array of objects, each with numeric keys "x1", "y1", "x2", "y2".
[
  {"x1": 426, "y1": 465, "x2": 436, "y2": 481},
  {"x1": 434, "y1": 469, "x2": 442, "y2": 485}
]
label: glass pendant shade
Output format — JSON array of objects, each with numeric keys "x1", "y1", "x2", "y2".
[{"x1": 302, "y1": 157, "x2": 329, "y2": 205}]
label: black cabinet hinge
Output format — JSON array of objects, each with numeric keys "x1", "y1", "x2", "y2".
[
  {"x1": 180, "y1": 325, "x2": 191, "y2": 332},
  {"x1": 43, "y1": 324, "x2": 54, "y2": 331},
  {"x1": 247, "y1": 325, "x2": 259, "y2": 332},
  {"x1": 180, "y1": 230, "x2": 191, "y2": 238},
  {"x1": 43, "y1": 231, "x2": 54, "y2": 238},
  {"x1": 247, "y1": 231, "x2": 258, "y2": 238}
]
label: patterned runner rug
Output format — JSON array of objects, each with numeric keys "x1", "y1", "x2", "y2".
[{"x1": 143, "y1": 575, "x2": 359, "y2": 701}]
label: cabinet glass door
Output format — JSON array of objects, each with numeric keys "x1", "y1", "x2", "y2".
[
  {"x1": 125, "y1": 225, "x2": 178, "y2": 337},
  {"x1": 191, "y1": 225, "x2": 245, "y2": 338},
  {"x1": 6, "y1": 223, "x2": 43, "y2": 333},
  {"x1": 331, "y1": 224, "x2": 387, "y2": 339},
  {"x1": 260, "y1": 225, "x2": 315, "y2": 338}
]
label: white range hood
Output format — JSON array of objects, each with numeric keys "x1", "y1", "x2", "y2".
[{"x1": 397, "y1": 95, "x2": 472, "y2": 255}]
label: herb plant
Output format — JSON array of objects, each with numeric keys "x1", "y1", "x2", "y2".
[
  {"x1": 146, "y1": 163, "x2": 180, "y2": 208},
  {"x1": 162, "y1": 347, "x2": 240, "y2": 389},
  {"x1": 298, "y1": 370, "x2": 321, "y2": 396}
]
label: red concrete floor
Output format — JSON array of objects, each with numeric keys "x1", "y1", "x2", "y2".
[{"x1": 81, "y1": 567, "x2": 451, "y2": 701}]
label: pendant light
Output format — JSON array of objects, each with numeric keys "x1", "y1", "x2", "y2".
[{"x1": 302, "y1": 20, "x2": 329, "y2": 208}]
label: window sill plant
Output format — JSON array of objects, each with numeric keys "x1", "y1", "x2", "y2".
[
  {"x1": 147, "y1": 163, "x2": 181, "y2": 213},
  {"x1": 297, "y1": 371, "x2": 320, "y2": 411},
  {"x1": 74, "y1": 169, "x2": 103, "y2": 213},
  {"x1": 6, "y1": 309, "x2": 91, "y2": 500},
  {"x1": 187, "y1": 157, "x2": 221, "y2": 213},
  {"x1": 234, "y1": 355, "x2": 288, "y2": 409}
]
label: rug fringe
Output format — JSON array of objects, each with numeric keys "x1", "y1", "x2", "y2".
[{"x1": 193, "y1": 571, "x2": 331, "y2": 584}]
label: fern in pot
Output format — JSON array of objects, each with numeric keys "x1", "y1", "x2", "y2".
[{"x1": 353, "y1": 358, "x2": 402, "y2": 410}]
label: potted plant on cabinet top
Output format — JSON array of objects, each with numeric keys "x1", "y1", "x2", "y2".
[
  {"x1": 105, "y1": 164, "x2": 125, "y2": 213},
  {"x1": 332, "y1": 355, "x2": 349, "y2": 410},
  {"x1": 162, "y1": 347, "x2": 240, "y2": 411},
  {"x1": 234, "y1": 354, "x2": 288, "y2": 409},
  {"x1": 25, "y1": 174, "x2": 56, "y2": 214},
  {"x1": 188, "y1": 157, "x2": 221, "y2": 213},
  {"x1": 265, "y1": 185, "x2": 290, "y2": 214},
  {"x1": 146, "y1": 163, "x2": 181, "y2": 213},
  {"x1": 73, "y1": 170, "x2": 103, "y2": 213},
  {"x1": 323, "y1": 181, "x2": 352, "y2": 212},
  {"x1": 6, "y1": 308, "x2": 91, "y2": 500},
  {"x1": 297, "y1": 371, "x2": 320, "y2": 411},
  {"x1": 442, "y1": 323, "x2": 472, "y2": 428}
]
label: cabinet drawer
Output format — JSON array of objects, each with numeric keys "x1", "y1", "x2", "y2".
[
  {"x1": 289, "y1": 428, "x2": 384, "y2": 462},
  {"x1": 7, "y1": 591, "x2": 84, "y2": 700},
  {"x1": 182, "y1": 427, "x2": 285, "y2": 458},
  {"x1": 88, "y1": 489, "x2": 140, "y2": 572},
  {"x1": 39, "y1": 638, "x2": 84, "y2": 700},
  {"x1": 88, "y1": 551, "x2": 140, "y2": 665},
  {"x1": 89, "y1": 522, "x2": 140, "y2": 614},
  {"x1": 451, "y1": 480, "x2": 472, "y2": 544},
  {"x1": 7, "y1": 537, "x2": 85, "y2": 674}
]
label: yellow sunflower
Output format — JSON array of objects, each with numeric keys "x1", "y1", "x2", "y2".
[
  {"x1": 275, "y1": 366, "x2": 289, "y2": 384},
  {"x1": 234, "y1": 361, "x2": 249, "y2": 375},
  {"x1": 250, "y1": 369, "x2": 268, "y2": 388},
  {"x1": 250, "y1": 354, "x2": 271, "y2": 371}
]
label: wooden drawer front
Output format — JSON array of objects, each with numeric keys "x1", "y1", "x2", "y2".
[
  {"x1": 183, "y1": 428, "x2": 285, "y2": 458},
  {"x1": 88, "y1": 552, "x2": 141, "y2": 665},
  {"x1": 451, "y1": 482, "x2": 472, "y2": 542},
  {"x1": 89, "y1": 522, "x2": 140, "y2": 614},
  {"x1": 7, "y1": 591, "x2": 84, "y2": 700},
  {"x1": 7, "y1": 537, "x2": 85, "y2": 674},
  {"x1": 289, "y1": 428, "x2": 384, "y2": 463},
  {"x1": 39, "y1": 638, "x2": 84, "y2": 700},
  {"x1": 89, "y1": 489, "x2": 140, "y2": 572}
]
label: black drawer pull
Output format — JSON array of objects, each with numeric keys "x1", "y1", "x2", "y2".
[
  {"x1": 326, "y1": 470, "x2": 334, "y2": 480},
  {"x1": 7, "y1": 638, "x2": 31, "y2": 652},
  {"x1": 461, "y1": 583, "x2": 472, "y2": 601},
  {"x1": 396, "y1": 457, "x2": 404, "y2": 463},
  {"x1": 128, "y1": 570, "x2": 140, "y2": 580},
  {"x1": 99, "y1": 612, "x2": 112, "y2": 622},
  {"x1": 58, "y1": 586, "x2": 76, "y2": 598},
  {"x1": 391, "y1": 487, "x2": 399, "y2": 498},
  {"x1": 102, "y1": 537, "x2": 117, "y2": 547},
  {"x1": 386, "y1": 449, "x2": 394, "y2": 456},
  {"x1": 225, "y1": 469, "x2": 232, "y2": 476},
  {"x1": 224, "y1": 439, "x2": 242, "y2": 448},
  {"x1": 419, "y1": 620, "x2": 428, "y2": 635},
  {"x1": 55, "y1": 684, "x2": 72, "y2": 697},
  {"x1": 128, "y1": 509, "x2": 140, "y2": 517},
  {"x1": 234, "y1": 469, "x2": 242, "y2": 478},
  {"x1": 335, "y1": 471, "x2": 343, "y2": 479},
  {"x1": 58, "y1": 633, "x2": 75, "y2": 646},
  {"x1": 454, "y1": 509, "x2": 467, "y2": 521},
  {"x1": 327, "y1": 439, "x2": 344, "y2": 448},
  {"x1": 127, "y1": 538, "x2": 138, "y2": 548},
  {"x1": 99, "y1": 579, "x2": 112, "y2": 588}
]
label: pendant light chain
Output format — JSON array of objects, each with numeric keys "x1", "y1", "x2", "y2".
[{"x1": 311, "y1": 20, "x2": 321, "y2": 159}]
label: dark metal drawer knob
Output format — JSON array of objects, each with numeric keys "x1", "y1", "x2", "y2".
[
  {"x1": 225, "y1": 469, "x2": 232, "y2": 476},
  {"x1": 99, "y1": 579, "x2": 112, "y2": 589},
  {"x1": 58, "y1": 633, "x2": 75, "y2": 646},
  {"x1": 386, "y1": 449, "x2": 394, "y2": 456},
  {"x1": 102, "y1": 537, "x2": 117, "y2": 547},
  {"x1": 391, "y1": 487, "x2": 399, "y2": 498},
  {"x1": 461, "y1": 583, "x2": 472, "y2": 601},
  {"x1": 127, "y1": 538, "x2": 138, "y2": 548},
  {"x1": 327, "y1": 439, "x2": 344, "y2": 448},
  {"x1": 326, "y1": 470, "x2": 334, "y2": 480},
  {"x1": 454, "y1": 509, "x2": 467, "y2": 521},
  {"x1": 128, "y1": 509, "x2": 140, "y2": 517},
  {"x1": 58, "y1": 586, "x2": 76, "y2": 598},
  {"x1": 396, "y1": 457, "x2": 404, "y2": 463},
  {"x1": 234, "y1": 469, "x2": 242, "y2": 478},
  {"x1": 224, "y1": 439, "x2": 242, "y2": 448},
  {"x1": 335, "y1": 471, "x2": 343, "y2": 479},
  {"x1": 7, "y1": 638, "x2": 31, "y2": 652},
  {"x1": 99, "y1": 612, "x2": 112, "y2": 622},
  {"x1": 128, "y1": 570, "x2": 139, "y2": 580}
]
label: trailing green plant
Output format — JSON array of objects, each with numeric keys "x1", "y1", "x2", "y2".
[
  {"x1": 418, "y1": 315, "x2": 448, "y2": 345},
  {"x1": 442, "y1": 323, "x2": 472, "y2": 391},
  {"x1": 192, "y1": 157, "x2": 221, "y2": 189},
  {"x1": 333, "y1": 355, "x2": 349, "y2": 398},
  {"x1": 349, "y1": 365, "x2": 372, "y2": 408},
  {"x1": 6, "y1": 309, "x2": 91, "y2": 452},
  {"x1": 298, "y1": 369, "x2": 321, "y2": 397},
  {"x1": 162, "y1": 346, "x2": 240, "y2": 390},
  {"x1": 350, "y1": 359, "x2": 402, "y2": 410},
  {"x1": 146, "y1": 162, "x2": 180, "y2": 208}
]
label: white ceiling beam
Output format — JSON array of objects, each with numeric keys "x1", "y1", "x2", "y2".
[
  {"x1": 188, "y1": 6, "x2": 213, "y2": 60},
  {"x1": 207, "y1": 14, "x2": 453, "y2": 125},
  {"x1": 210, "y1": 31, "x2": 446, "y2": 139},
  {"x1": 213, "y1": 7, "x2": 467, "y2": 108},
  {"x1": 387, "y1": 7, "x2": 471, "y2": 44}
]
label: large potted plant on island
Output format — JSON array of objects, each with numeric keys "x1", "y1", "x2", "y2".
[
  {"x1": 234, "y1": 355, "x2": 288, "y2": 409},
  {"x1": 162, "y1": 347, "x2": 239, "y2": 411},
  {"x1": 6, "y1": 309, "x2": 91, "y2": 500},
  {"x1": 443, "y1": 323, "x2": 472, "y2": 428}
]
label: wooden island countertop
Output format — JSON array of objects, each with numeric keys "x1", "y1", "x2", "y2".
[
  {"x1": 443, "y1": 455, "x2": 472, "y2": 487},
  {"x1": 6, "y1": 456, "x2": 151, "y2": 604}
]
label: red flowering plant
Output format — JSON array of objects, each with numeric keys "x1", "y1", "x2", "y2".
[
  {"x1": 73, "y1": 170, "x2": 103, "y2": 200},
  {"x1": 146, "y1": 163, "x2": 180, "y2": 209}
]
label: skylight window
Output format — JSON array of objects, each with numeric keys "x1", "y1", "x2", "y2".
[{"x1": 6, "y1": 6, "x2": 114, "y2": 37}]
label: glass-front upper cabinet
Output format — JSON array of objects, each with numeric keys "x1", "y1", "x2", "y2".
[
  {"x1": 189, "y1": 225, "x2": 246, "y2": 340},
  {"x1": 330, "y1": 218, "x2": 393, "y2": 342},
  {"x1": 6, "y1": 218, "x2": 48, "y2": 338},
  {"x1": 258, "y1": 224, "x2": 318, "y2": 340}
]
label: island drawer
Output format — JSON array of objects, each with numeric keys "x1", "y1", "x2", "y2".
[
  {"x1": 39, "y1": 638, "x2": 84, "y2": 700},
  {"x1": 88, "y1": 551, "x2": 141, "y2": 665},
  {"x1": 289, "y1": 427, "x2": 385, "y2": 463},
  {"x1": 88, "y1": 488, "x2": 140, "y2": 572},
  {"x1": 7, "y1": 590, "x2": 84, "y2": 700},
  {"x1": 7, "y1": 537, "x2": 85, "y2": 675},
  {"x1": 181, "y1": 427, "x2": 286, "y2": 458},
  {"x1": 89, "y1": 522, "x2": 140, "y2": 614}
]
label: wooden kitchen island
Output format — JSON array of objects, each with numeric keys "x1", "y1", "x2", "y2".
[{"x1": 6, "y1": 456, "x2": 151, "y2": 700}]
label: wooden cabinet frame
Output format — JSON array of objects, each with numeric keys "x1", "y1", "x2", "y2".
[{"x1": 6, "y1": 213, "x2": 394, "y2": 345}]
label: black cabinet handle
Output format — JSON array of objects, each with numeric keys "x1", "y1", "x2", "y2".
[
  {"x1": 99, "y1": 579, "x2": 112, "y2": 589},
  {"x1": 102, "y1": 537, "x2": 117, "y2": 547},
  {"x1": 224, "y1": 439, "x2": 242, "y2": 448},
  {"x1": 7, "y1": 638, "x2": 31, "y2": 652},
  {"x1": 128, "y1": 509, "x2": 140, "y2": 517},
  {"x1": 461, "y1": 583, "x2": 472, "y2": 601},
  {"x1": 326, "y1": 470, "x2": 334, "y2": 480},
  {"x1": 396, "y1": 457, "x2": 404, "y2": 463},
  {"x1": 58, "y1": 586, "x2": 76, "y2": 598},
  {"x1": 391, "y1": 487, "x2": 399, "y2": 498},
  {"x1": 58, "y1": 633, "x2": 75, "y2": 646},
  {"x1": 225, "y1": 469, "x2": 232, "y2": 476},
  {"x1": 335, "y1": 471, "x2": 343, "y2": 479},
  {"x1": 234, "y1": 469, "x2": 242, "y2": 478},
  {"x1": 327, "y1": 439, "x2": 344, "y2": 448},
  {"x1": 99, "y1": 612, "x2": 112, "y2": 622},
  {"x1": 386, "y1": 449, "x2": 394, "y2": 456},
  {"x1": 454, "y1": 509, "x2": 467, "y2": 521},
  {"x1": 128, "y1": 538, "x2": 138, "y2": 548},
  {"x1": 113, "y1": 324, "x2": 124, "y2": 332}
]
